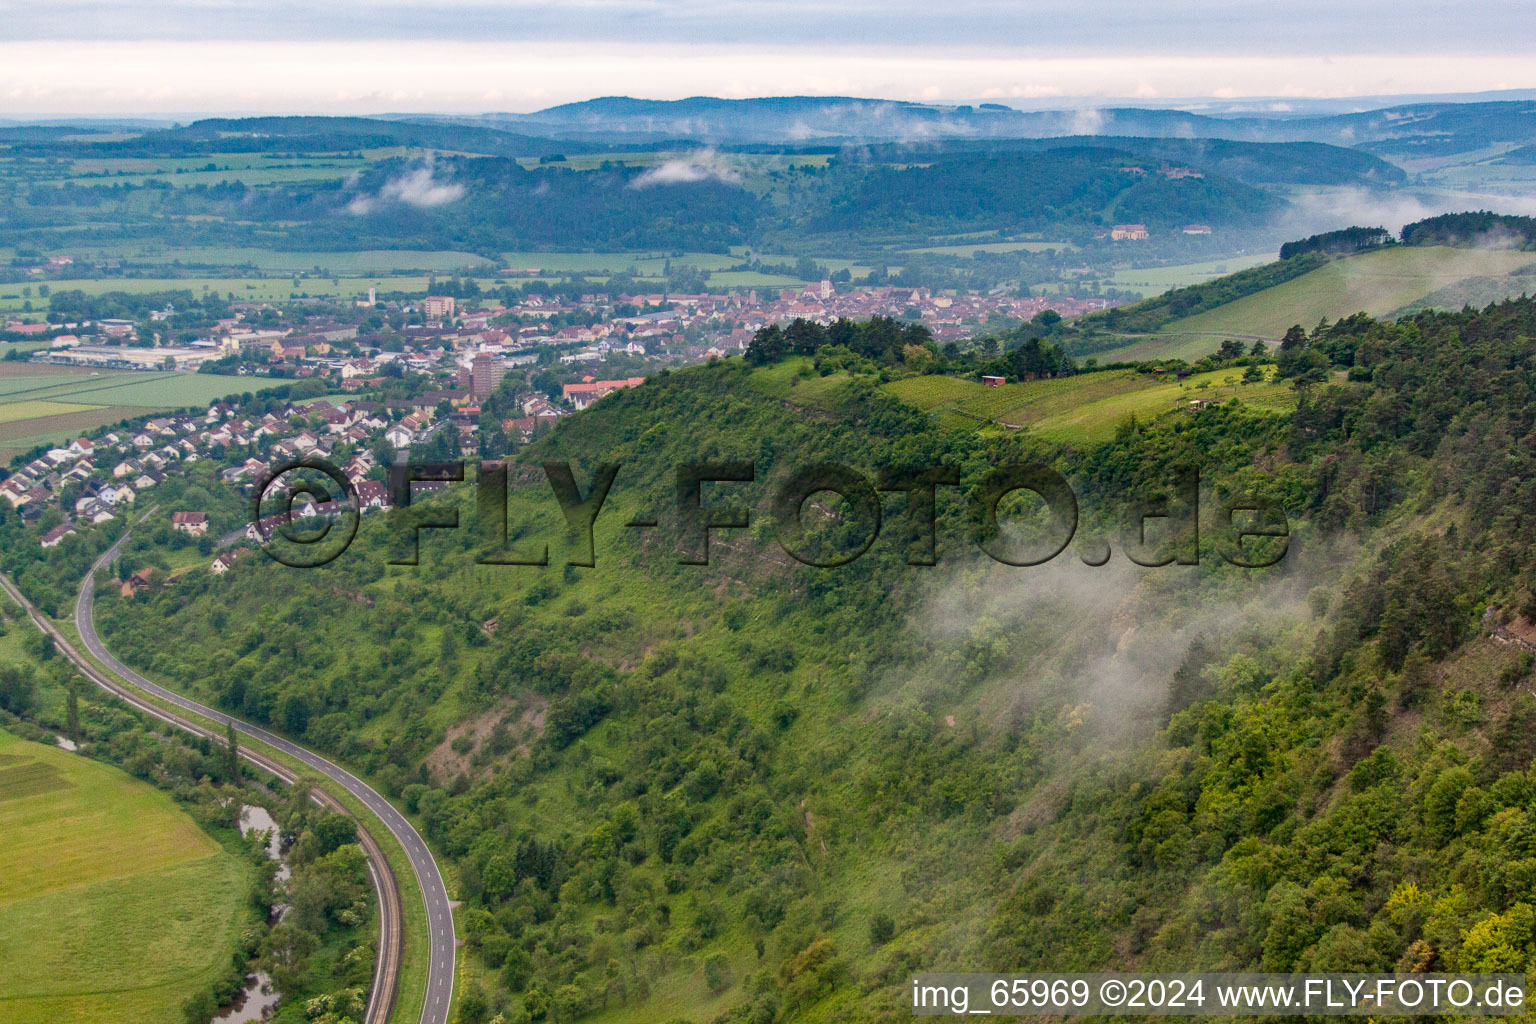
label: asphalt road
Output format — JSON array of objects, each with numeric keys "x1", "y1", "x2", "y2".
[{"x1": 7, "y1": 533, "x2": 458, "y2": 1024}]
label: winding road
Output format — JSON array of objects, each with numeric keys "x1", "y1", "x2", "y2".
[{"x1": 0, "y1": 534, "x2": 457, "y2": 1024}]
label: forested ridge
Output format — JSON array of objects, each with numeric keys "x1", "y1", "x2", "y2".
[
  {"x1": 5, "y1": 141, "x2": 1301, "y2": 254},
  {"x1": 88, "y1": 295, "x2": 1536, "y2": 1022}
]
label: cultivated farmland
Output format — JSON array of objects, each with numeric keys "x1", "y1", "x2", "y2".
[
  {"x1": 0, "y1": 367, "x2": 290, "y2": 463},
  {"x1": 0, "y1": 730, "x2": 250, "y2": 1024},
  {"x1": 1100, "y1": 245, "x2": 1536, "y2": 362}
]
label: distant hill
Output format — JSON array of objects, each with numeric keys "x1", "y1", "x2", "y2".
[
  {"x1": 12, "y1": 97, "x2": 1536, "y2": 158},
  {"x1": 807, "y1": 147, "x2": 1281, "y2": 236},
  {"x1": 0, "y1": 116, "x2": 586, "y2": 159},
  {"x1": 836, "y1": 137, "x2": 1405, "y2": 187},
  {"x1": 464, "y1": 95, "x2": 1536, "y2": 155},
  {"x1": 473, "y1": 96, "x2": 1257, "y2": 144}
]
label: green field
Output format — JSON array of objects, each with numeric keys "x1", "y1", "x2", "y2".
[
  {"x1": 1101, "y1": 245, "x2": 1536, "y2": 361},
  {"x1": 0, "y1": 366, "x2": 290, "y2": 462},
  {"x1": 881, "y1": 374, "x2": 992, "y2": 410},
  {"x1": 0, "y1": 400, "x2": 103, "y2": 425},
  {"x1": 8, "y1": 243, "x2": 494, "y2": 275},
  {"x1": 885, "y1": 366, "x2": 1296, "y2": 442},
  {"x1": 0, "y1": 730, "x2": 250, "y2": 1024},
  {"x1": 498, "y1": 249, "x2": 861, "y2": 285},
  {"x1": 28, "y1": 150, "x2": 410, "y2": 190},
  {"x1": 0, "y1": 262, "x2": 809, "y2": 311},
  {"x1": 901, "y1": 240, "x2": 1075, "y2": 255},
  {"x1": 0, "y1": 276, "x2": 470, "y2": 312},
  {"x1": 1103, "y1": 253, "x2": 1276, "y2": 295},
  {"x1": 500, "y1": 250, "x2": 743, "y2": 274},
  {"x1": 114, "y1": 247, "x2": 496, "y2": 273}
]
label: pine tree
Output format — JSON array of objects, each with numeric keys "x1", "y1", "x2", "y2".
[
  {"x1": 65, "y1": 680, "x2": 80, "y2": 743},
  {"x1": 224, "y1": 720, "x2": 240, "y2": 781}
]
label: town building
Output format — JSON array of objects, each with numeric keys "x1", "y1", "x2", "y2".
[
  {"x1": 422, "y1": 295, "x2": 456, "y2": 320},
  {"x1": 471, "y1": 353, "x2": 506, "y2": 398}
]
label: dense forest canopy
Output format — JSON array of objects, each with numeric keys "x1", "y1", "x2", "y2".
[{"x1": 808, "y1": 148, "x2": 1280, "y2": 236}]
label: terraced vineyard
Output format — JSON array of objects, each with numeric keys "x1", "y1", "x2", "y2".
[
  {"x1": 881, "y1": 374, "x2": 990, "y2": 410},
  {"x1": 885, "y1": 367, "x2": 1298, "y2": 442}
]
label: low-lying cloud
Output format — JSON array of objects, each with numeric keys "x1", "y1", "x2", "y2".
[
  {"x1": 1278, "y1": 186, "x2": 1536, "y2": 239},
  {"x1": 628, "y1": 149, "x2": 740, "y2": 188},
  {"x1": 348, "y1": 161, "x2": 464, "y2": 214}
]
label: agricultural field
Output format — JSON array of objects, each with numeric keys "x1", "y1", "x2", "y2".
[
  {"x1": 499, "y1": 249, "x2": 867, "y2": 284},
  {"x1": 8, "y1": 149, "x2": 415, "y2": 190},
  {"x1": 0, "y1": 365, "x2": 288, "y2": 463},
  {"x1": 1102, "y1": 253, "x2": 1276, "y2": 295},
  {"x1": 901, "y1": 240, "x2": 1075, "y2": 255},
  {"x1": 885, "y1": 366, "x2": 1297, "y2": 442},
  {"x1": 505, "y1": 250, "x2": 739, "y2": 275},
  {"x1": 0, "y1": 729, "x2": 250, "y2": 1024},
  {"x1": 881, "y1": 374, "x2": 991, "y2": 410},
  {"x1": 2, "y1": 244, "x2": 494, "y2": 275},
  {"x1": 108, "y1": 247, "x2": 496, "y2": 274},
  {"x1": 0, "y1": 276, "x2": 488, "y2": 312},
  {"x1": 0, "y1": 400, "x2": 102, "y2": 425},
  {"x1": 1106, "y1": 245, "x2": 1536, "y2": 362},
  {"x1": 704, "y1": 270, "x2": 805, "y2": 288}
]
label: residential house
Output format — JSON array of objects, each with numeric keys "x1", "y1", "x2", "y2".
[
  {"x1": 40, "y1": 523, "x2": 75, "y2": 548},
  {"x1": 172, "y1": 511, "x2": 208, "y2": 536}
]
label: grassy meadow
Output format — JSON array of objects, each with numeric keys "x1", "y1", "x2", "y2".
[
  {"x1": 1102, "y1": 253, "x2": 1276, "y2": 295},
  {"x1": 0, "y1": 730, "x2": 250, "y2": 1024},
  {"x1": 884, "y1": 365, "x2": 1296, "y2": 442},
  {"x1": 1094, "y1": 245, "x2": 1536, "y2": 363},
  {"x1": 901, "y1": 240, "x2": 1075, "y2": 255}
]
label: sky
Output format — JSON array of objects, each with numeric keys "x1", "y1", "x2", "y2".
[{"x1": 4, "y1": 1, "x2": 1536, "y2": 116}]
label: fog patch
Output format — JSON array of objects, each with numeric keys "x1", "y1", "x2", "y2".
[
  {"x1": 1278, "y1": 187, "x2": 1536, "y2": 239},
  {"x1": 628, "y1": 149, "x2": 741, "y2": 188},
  {"x1": 896, "y1": 547, "x2": 1327, "y2": 749},
  {"x1": 1071, "y1": 107, "x2": 1105, "y2": 136},
  {"x1": 347, "y1": 160, "x2": 464, "y2": 215}
]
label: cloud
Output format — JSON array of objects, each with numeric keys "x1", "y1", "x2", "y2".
[
  {"x1": 1278, "y1": 187, "x2": 1536, "y2": 238},
  {"x1": 380, "y1": 163, "x2": 465, "y2": 206},
  {"x1": 898, "y1": 544, "x2": 1323, "y2": 749},
  {"x1": 1070, "y1": 107, "x2": 1104, "y2": 135},
  {"x1": 628, "y1": 149, "x2": 740, "y2": 188},
  {"x1": 347, "y1": 160, "x2": 464, "y2": 215}
]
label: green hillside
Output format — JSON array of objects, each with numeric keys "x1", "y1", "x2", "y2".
[
  {"x1": 78, "y1": 299, "x2": 1536, "y2": 1022},
  {"x1": 884, "y1": 367, "x2": 1295, "y2": 441},
  {"x1": 1098, "y1": 245, "x2": 1536, "y2": 362}
]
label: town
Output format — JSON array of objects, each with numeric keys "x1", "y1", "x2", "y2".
[{"x1": 0, "y1": 278, "x2": 1125, "y2": 567}]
